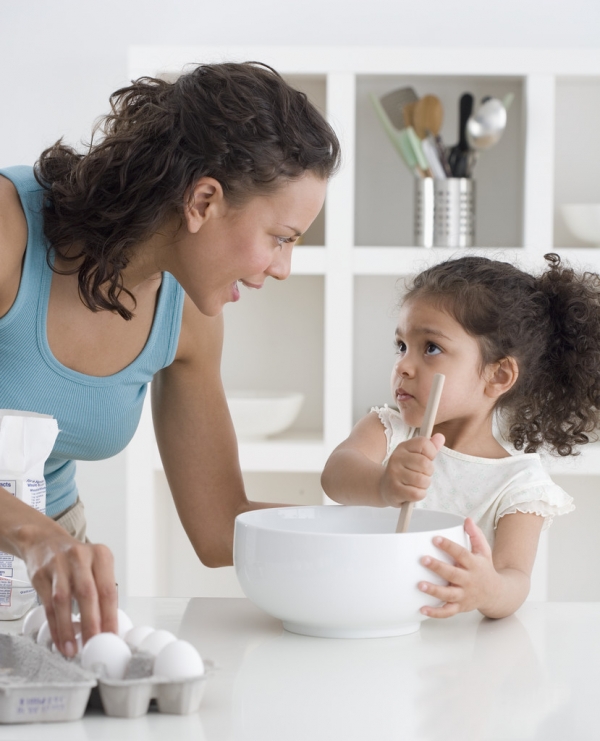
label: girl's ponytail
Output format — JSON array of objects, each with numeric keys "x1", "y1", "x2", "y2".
[{"x1": 530, "y1": 253, "x2": 600, "y2": 455}]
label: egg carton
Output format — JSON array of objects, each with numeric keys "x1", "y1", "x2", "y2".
[
  {"x1": 0, "y1": 633, "x2": 212, "y2": 723},
  {"x1": 0, "y1": 633, "x2": 96, "y2": 723},
  {"x1": 88, "y1": 651, "x2": 213, "y2": 719}
]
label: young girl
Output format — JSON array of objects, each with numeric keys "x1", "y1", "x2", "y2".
[{"x1": 321, "y1": 253, "x2": 600, "y2": 620}]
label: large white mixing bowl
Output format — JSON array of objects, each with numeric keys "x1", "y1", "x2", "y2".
[{"x1": 234, "y1": 506, "x2": 468, "y2": 638}]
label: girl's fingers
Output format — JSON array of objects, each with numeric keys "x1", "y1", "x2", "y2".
[
  {"x1": 464, "y1": 517, "x2": 492, "y2": 556},
  {"x1": 431, "y1": 536, "x2": 473, "y2": 567},
  {"x1": 419, "y1": 582, "x2": 463, "y2": 603},
  {"x1": 421, "y1": 602, "x2": 461, "y2": 619},
  {"x1": 420, "y1": 556, "x2": 465, "y2": 585},
  {"x1": 389, "y1": 466, "x2": 431, "y2": 491}
]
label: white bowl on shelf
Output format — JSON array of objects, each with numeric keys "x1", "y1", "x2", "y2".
[
  {"x1": 560, "y1": 204, "x2": 600, "y2": 246},
  {"x1": 226, "y1": 391, "x2": 304, "y2": 441},
  {"x1": 234, "y1": 506, "x2": 468, "y2": 638}
]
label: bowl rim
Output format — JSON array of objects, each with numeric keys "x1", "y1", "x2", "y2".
[{"x1": 234, "y1": 505, "x2": 465, "y2": 537}]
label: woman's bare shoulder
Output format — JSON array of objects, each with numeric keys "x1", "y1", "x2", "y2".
[
  {"x1": 0, "y1": 175, "x2": 28, "y2": 314},
  {"x1": 0, "y1": 175, "x2": 28, "y2": 271}
]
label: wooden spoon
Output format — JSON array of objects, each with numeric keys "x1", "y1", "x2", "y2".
[
  {"x1": 413, "y1": 95, "x2": 444, "y2": 139},
  {"x1": 396, "y1": 373, "x2": 445, "y2": 534}
]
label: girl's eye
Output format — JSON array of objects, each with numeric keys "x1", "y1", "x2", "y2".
[
  {"x1": 425, "y1": 343, "x2": 441, "y2": 356},
  {"x1": 395, "y1": 340, "x2": 406, "y2": 354}
]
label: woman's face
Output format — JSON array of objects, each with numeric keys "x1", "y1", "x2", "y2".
[{"x1": 170, "y1": 173, "x2": 327, "y2": 316}]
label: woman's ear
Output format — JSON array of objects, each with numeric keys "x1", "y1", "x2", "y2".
[
  {"x1": 183, "y1": 177, "x2": 225, "y2": 233},
  {"x1": 484, "y1": 356, "x2": 519, "y2": 399}
]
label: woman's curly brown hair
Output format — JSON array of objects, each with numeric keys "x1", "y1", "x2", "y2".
[
  {"x1": 34, "y1": 62, "x2": 341, "y2": 319},
  {"x1": 404, "y1": 253, "x2": 600, "y2": 456}
]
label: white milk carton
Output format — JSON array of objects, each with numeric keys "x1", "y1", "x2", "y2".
[{"x1": 0, "y1": 411, "x2": 59, "y2": 619}]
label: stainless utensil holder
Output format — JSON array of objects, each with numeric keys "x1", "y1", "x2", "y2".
[{"x1": 414, "y1": 178, "x2": 475, "y2": 248}]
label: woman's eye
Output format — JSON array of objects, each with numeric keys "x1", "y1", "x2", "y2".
[
  {"x1": 425, "y1": 343, "x2": 441, "y2": 356},
  {"x1": 276, "y1": 236, "x2": 295, "y2": 248}
]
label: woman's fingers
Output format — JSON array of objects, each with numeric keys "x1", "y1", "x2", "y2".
[
  {"x1": 70, "y1": 546, "x2": 102, "y2": 646},
  {"x1": 50, "y1": 568, "x2": 77, "y2": 657},
  {"x1": 27, "y1": 535, "x2": 118, "y2": 656},
  {"x1": 91, "y1": 545, "x2": 118, "y2": 635}
]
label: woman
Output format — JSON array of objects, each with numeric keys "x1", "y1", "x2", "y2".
[{"x1": 0, "y1": 62, "x2": 340, "y2": 656}]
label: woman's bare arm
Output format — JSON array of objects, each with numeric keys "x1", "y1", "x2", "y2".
[{"x1": 151, "y1": 295, "x2": 288, "y2": 568}]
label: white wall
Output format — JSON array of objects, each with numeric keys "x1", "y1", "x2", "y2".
[{"x1": 1, "y1": 0, "x2": 599, "y2": 598}]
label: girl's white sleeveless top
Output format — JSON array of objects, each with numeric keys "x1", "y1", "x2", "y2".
[{"x1": 373, "y1": 405, "x2": 575, "y2": 547}]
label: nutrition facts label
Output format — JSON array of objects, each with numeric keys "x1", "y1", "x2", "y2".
[{"x1": 27, "y1": 479, "x2": 45, "y2": 512}]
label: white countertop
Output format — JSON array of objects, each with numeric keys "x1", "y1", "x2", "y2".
[{"x1": 2, "y1": 598, "x2": 599, "y2": 740}]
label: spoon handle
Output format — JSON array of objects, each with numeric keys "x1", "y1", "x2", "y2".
[{"x1": 396, "y1": 374, "x2": 445, "y2": 534}]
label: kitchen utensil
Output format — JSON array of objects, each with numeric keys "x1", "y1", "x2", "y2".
[
  {"x1": 379, "y1": 86, "x2": 418, "y2": 130},
  {"x1": 370, "y1": 94, "x2": 427, "y2": 177},
  {"x1": 421, "y1": 136, "x2": 447, "y2": 179},
  {"x1": 413, "y1": 94, "x2": 444, "y2": 139},
  {"x1": 402, "y1": 100, "x2": 417, "y2": 128},
  {"x1": 234, "y1": 506, "x2": 468, "y2": 637},
  {"x1": 396, "y1": 373, "x2": 445, "y2": 533},
  {"x1": 447, "y1": 93, "x2": 474, "y2": 178},
  {"x1": 429, "y1": 134, "x2": 453, "y2": 177},
  {"x1": 414, "y1": 178, "x2": 475, "y2": 247},
  {"x1": 405, "y1": 126, "x2": 432, "y2": 177},
  {"x1": 466, "y1": 96, "x2": 508, "y2": 151}
]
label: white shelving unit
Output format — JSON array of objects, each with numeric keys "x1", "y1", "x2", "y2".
[{"x1": 125, "y1": 47, "x2": 600, "y2": 599}]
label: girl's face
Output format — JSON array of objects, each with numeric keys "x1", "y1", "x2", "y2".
[
  {"x1": 390, "y1": 297, "x2": 491, "y2": 433},
  {"x1": 171, "y1": 173, "x2": 327, "y2": 316}
]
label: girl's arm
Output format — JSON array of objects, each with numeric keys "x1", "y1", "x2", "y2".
[
  {"x1": 418, "y1": 512, "x2": 545, "y2": 620},
  {"x1": 321, "y1": 412, "x2": 444, "y2": 507},
  {"x1": 151, "y1": 295, "x2": 288, "y2": 568}
]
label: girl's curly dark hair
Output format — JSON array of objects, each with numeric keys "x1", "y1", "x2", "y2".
[
  {"x1": 404, "y1": 253, "x2": 600, "y2": 456},
  {"x1": 34, "y1": 62, "x2": 341, "y2": 319}
]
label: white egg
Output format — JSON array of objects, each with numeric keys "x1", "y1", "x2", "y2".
[
  {"x1": 154, "y1": 640, "x2": 205, "y2": 679},
  {"x1": 80, "y1": 632, "x2": 132, "y2": 679},
  {"x1": 22, "y1": 605, "x2": 47, "y2": 637},
  {"x1": 36, "y1": 620, "x2": 53, "y2": 649},
  {"x1": 124, "y1": 625, "x2": 155, "y2": 650},
  {"x1": 117, "y1": 608, "x2": 134, "y2": 639},
  {"x1": 138, "y1": 629, "x2": 177, "y2": 657}
]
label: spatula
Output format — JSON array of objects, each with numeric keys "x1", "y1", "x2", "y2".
[
  {"x1": 380, "y1": 86, "x2": 419, "y2": 130},
  {"x1": 395, "y1": 373, "x2": 445, "y2": 534},
  {"x1": 370, "y1": 94, "x2": 428, "y2": 178}
]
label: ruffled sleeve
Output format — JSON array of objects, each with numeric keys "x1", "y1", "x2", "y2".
[
  {"x1": 495, "y1": 483, "x2": 575, "y2": 531},
  {"x1": 369, "y1": 405, "x2": 413, "y2": 465}
]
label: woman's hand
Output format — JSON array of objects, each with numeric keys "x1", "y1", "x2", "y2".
[
  {"x1": 418, "y1": 517, "x2": 499, "y2": 618},
  {"x1": 21, "y1": 524, "x2": 118, "y2": 656},
  {"x1": 379, "y1": 433, "x2": 445, "y2": 507}
]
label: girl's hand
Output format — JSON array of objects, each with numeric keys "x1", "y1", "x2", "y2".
[
  {"x1": 379, "y1": 433, "x2": 444, "y2": 507},
  {"x1": 418, "y1": 517, "x2": 499, "y2": 618},
  {"x1": 23, "y1": 526, "x2": 118, "y2": 656}
]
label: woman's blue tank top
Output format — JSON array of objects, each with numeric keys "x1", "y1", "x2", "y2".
[{"x1": 0, "y1": 166, "x2": 185, "y2": 516}]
